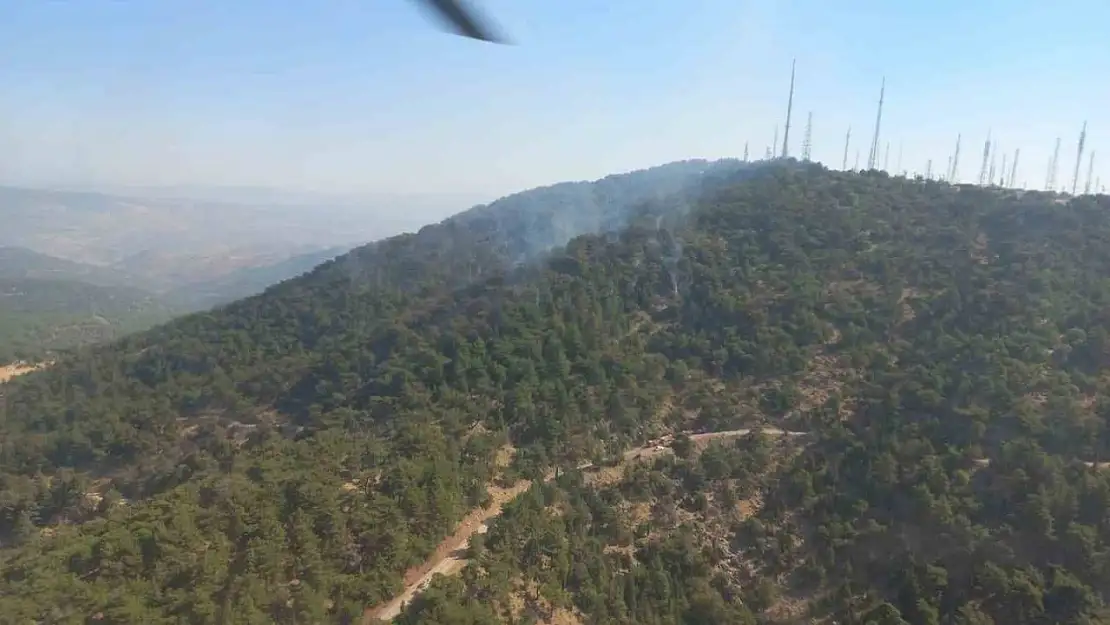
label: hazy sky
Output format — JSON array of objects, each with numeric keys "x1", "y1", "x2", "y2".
[{"x1": 3, "y1": 0, "x2": 1109, "y2": 200}]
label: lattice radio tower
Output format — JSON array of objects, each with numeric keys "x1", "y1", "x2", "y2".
[
  {"x1": 949, "y1": 134, "x2": 962, "y2": 182},
  {"x1": 1046, "y1": 137, "x2": 1061, "y2": 191},
  {"x1": 781, "y1": 59, "x2": 796, "y2": 158},
  {"x1": 978, "y1": 130, "x2": 992, "y2": 186},
  {"x1": 989, "y1": 143, "x2": 999, "y2": 186},
  {"x1": 802, "y1": 112, "x2": 813, "y2": 161},
  {"x1": 867, "y1": 78, "x2": 885, "y2": 170},
  {"x1": 1086, "y1": 152, "x2": 1096, "y2": 195},
  {"x1": 842, "y1": 127, "x2": 851, "y2": 170},
  {"x1": 1072, "y1": 121, "x2": 1088, "y2": 195}
]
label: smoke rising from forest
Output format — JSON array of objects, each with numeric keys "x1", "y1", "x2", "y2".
[{"x1": 329, "y1": 158, "x2": 765, "y2": 292}]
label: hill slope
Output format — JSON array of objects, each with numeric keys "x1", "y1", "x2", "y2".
[
  {"x1": 0, "y1": 246, "x2": 147, "y2": 287},
  {"x1": 0, "y1": 160, "x2": 737, "y2": 362},
  {"x1": 162, "y1": 245, "x2": 351, "y2": 311},
  {"x1": 4, "y1": 165, "x2": 1110, "y2": 624},
  {"x1": 0, "y1": 247, "x2": 356, "y2": 362},
  {"x1": 0, "y1": 278, "x2": 180, "y2": 363}
]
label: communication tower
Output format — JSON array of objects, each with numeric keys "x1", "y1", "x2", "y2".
[
  {"x1": 1072, "y1": 121, "x2": 1088, "y2": 195},
  {"x1": 842, "y1": 127, "x2": 851, "y2": 170},
  {"x1": 1047, "y1": 138, "x2": 1061, "y2": 191},
  {"x1": 781, "y1": 59, "x2": 796, "y2": 158},
  {"x1": 950, "y1": 134, "x2": 962, "y2": 182},
  {"x1": 867, "y1": 78, "x2": 885, "y2": 170},
  {"x1": 978, "y1": 131, "x2": 992, "y2": 186},
  {"x1": 802, "y1": 112, "x2": 813, "y2": 161},
  {"x1": 1085, "y1": 152, "x2": 1096, "y2": 195}
]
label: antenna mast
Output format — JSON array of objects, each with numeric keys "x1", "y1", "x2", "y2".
[
  {"x1": 884, "y1": 142, "x2": 891, "y2": 171},
  {"x1": 950, "y1": 134, "x2": 962, "y2": 182},
  {"x1": 867, "y1": 77, "x2": 885, "y2": 170},
  {"x1": 978, "y1": 131, "x2": 992, "y2": 186},
  {"x1": 802, "y1": 112, "x2": 813, "y2": 161},
  {"x1": 743, "y1": 142, "x2": 749, "y2": 162},
  {"x1": 1086, "y1": 152, "x2": 1096, "y2": 195},
  {"x1": 1047, "y1": 137, "x2": 1061, "y2": 191},
  {"x1": 772, "y1": 126, "x2": 779, "y2": 160},
  {"x1": 989, "y1": 143, "x2": 999, "y2": 186},
  {"x1": 1010, "y1": 149, "x2": 1020, "y2": 188},
  {"x1": 1000, "y1": 153, "x2": 1008, "y2": 187},
  {"x1": 897, "y1": 143, "x2": 904, "y2": 174},
  {"x1": 1072, "y1": 121, "x2": 1088, "y2": 195},
  {"x1": 781, "y1": 59, "x2": 796, "y2": 158},
  {"x1": 842, "y1": 127, "x2": 851, "y2": 170},
  {"x1": 926, "y1": 159, "x2": 933, "y2": 180}
]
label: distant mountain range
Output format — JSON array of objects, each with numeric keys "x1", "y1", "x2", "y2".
[
  {"x1": 0, "y1": 184, "x2": 469, "y2": 273},
  {"x1": 0, "y1": 183, "x2": 454, "y2": 360}
]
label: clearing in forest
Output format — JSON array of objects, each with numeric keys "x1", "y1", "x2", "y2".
[{"x1": 0, "y1": 362, "x2": 46, "y2": 383}]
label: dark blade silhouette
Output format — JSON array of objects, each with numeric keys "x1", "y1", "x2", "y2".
[{"x1": 414, "y1": 0, "x2": 508, "y2": 43}]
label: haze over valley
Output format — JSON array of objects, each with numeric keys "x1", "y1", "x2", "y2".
[{"x1": 0, "y1": 184, "x2": 486, "y2": 361}]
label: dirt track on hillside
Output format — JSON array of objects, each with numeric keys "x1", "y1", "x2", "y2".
[
  {"x1": 0, "y1": 362, "x2": 46, "y2": 383},
  {"x1": 363, "y1": 427, "x2": 802, "y2": 623}
]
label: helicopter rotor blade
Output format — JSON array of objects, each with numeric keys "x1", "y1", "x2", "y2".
[{"x1": 413, "y1": 0, "x2": 508, "y2": 44}]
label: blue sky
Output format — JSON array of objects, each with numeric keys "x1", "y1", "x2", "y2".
[{"x1": 2, "y1": 0, "x2": 1109, "y2": 205}]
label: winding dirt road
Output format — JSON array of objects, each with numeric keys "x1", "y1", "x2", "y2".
[{"x1": 363, "y1": 427, "x2": 803, "y2": 623}]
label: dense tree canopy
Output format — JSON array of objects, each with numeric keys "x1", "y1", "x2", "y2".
[{"x1": 3, "y1": 162, "x2": 1110, "y2": 624}]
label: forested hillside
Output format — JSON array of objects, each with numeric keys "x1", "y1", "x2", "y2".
[
  {"x1": 0, "y1": 247, "x2": 178, "y2": 362},
  {"x1": 161, "y1": 245, "x2": 350, "y2": 312},
  {"x1": 0, "y1": 246, "x2": 145, "y2": 287},
  {"x1": 0, "y1": 278, "x2": 180, "y2": 364},
  {"x1": 3, "y1": 163, "x2": 1110, "y2": 624},
  {"x1": 0, "y1": 161, "x2": 731, "y2": 364},
  {"x1": 0, "y1": 248, "x2": 340, "y2": 363}
]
